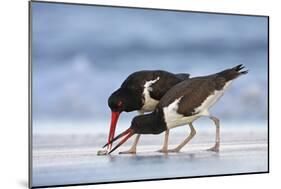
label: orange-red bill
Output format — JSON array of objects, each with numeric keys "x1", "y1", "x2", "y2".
[
  {"x1": 103, "y1": 128, "x2": 132, "y2": 148},
  {"x1": 107, "y1": 111, "x2": 120, "y2": 150},
  {"x1": 108, "y1": 128, "x2": 134, "y2": 154}
]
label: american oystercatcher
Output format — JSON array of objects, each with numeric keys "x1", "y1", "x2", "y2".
[
  {"x1": 104, "y1": 65, "x2": 248, "y2": 154},
  {"x1": 106, "y1": 70, "x2": 190, "y2": 154}
]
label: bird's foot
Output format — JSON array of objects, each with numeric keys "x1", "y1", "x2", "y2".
[
  {"x1": 157, "y1": 148, "x2": 180, "y2": 153},
  {"x1": 167, "y1": 148, "x2": 180, "y2": 153},
  {"x1": 206, "y1": 144, "x2": 220, "y2": 152},
  {"x1": 119, "y1": 149, "x2": 136, "y2": 154},
  {"x1": 157, "y1": 148, "x2": 168, "y2": 153}
]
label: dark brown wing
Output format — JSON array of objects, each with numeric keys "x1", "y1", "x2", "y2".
[
  {"x1": 121, "y1": 70, "x2": 185, "y2": 98},
  {"x1": 175, "y1": 73, "x2": 190, "y2": 80},
  {"x1": 150, "y1": 78, "x2": 181, "y2": 100},
  {"x1": 158, "y1": 76, "x2": 226, "y2": 116},
  {"x1": 158, "y1": 65, "x2": 248, "y2": 116},
  {"x1": 120, "y1": 70, "x2": 192, "y2": 101},
  {"x1": 149, "y1": 71, "x2": 188, "y2": 100}
]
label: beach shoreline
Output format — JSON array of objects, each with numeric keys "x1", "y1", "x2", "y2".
[{"x1": 32, "y1": 128, "x2": 268, "y2": 187}]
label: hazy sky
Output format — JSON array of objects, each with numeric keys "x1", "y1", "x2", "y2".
[{"x1": 32, "y1": 2, "x2": 268, "y2": 122}]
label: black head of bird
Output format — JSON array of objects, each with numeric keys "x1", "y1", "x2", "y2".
[{"x1": 107, "y1": 87, "x2": 143, "y2": 150}]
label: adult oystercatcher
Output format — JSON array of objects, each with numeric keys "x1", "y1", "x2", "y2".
[
  {"x1": 106, "y1": 70, "x2": 190, "y2": 154},
  {"x1": 105, "y1": 65, "x2": 248, "y2": 154}
]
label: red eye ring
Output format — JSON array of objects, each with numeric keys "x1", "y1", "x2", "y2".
[{"x1": 117, "y1": 101, "x2": 123, "y2": 107}]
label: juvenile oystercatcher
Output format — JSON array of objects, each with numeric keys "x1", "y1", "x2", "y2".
[
  {"x1": 104, "y1": 65, "x2": 248, "y2": 154},
  {"x1": 106, "y1": 70, "x2": 190, "y2": 154}
]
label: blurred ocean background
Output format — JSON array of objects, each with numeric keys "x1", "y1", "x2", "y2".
[
  {"x1": 31, "y1": 2, "x2": 268, "y2": 187},
  {"x1": 32, "y1": 2, "x2": 268, "y2": 133}
]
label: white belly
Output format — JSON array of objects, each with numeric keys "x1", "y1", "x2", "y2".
[
  {"x1": 165, "y1": 113, "x2": 201, "y2": 129},
  {"x1": 163, "y1": 97, "x2": 202, "y2": 129},
  {"x1": 141, "y1": 97, "x2": 159, "y2": 112}
]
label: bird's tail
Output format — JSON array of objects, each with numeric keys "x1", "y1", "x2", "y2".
[{"x1": 216, "y1": 64, "x2": 248, "y2": 82}]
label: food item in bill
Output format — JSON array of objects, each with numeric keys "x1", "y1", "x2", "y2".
[{"x1": 97, "y1": 149, "x2": 108, "y2": 156}]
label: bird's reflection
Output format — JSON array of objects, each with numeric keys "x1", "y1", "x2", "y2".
[{"x1": 105, "y1": 150, "x2": 221, "y2": 164}]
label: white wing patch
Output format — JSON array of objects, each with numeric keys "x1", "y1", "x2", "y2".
[{"x1": 141, "y1": 77, "x2": 160, "y2": 112}]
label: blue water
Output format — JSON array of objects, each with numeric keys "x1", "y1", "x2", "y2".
[{"x1": 31, "y1": 2, "x2": 268, "y2": 124}]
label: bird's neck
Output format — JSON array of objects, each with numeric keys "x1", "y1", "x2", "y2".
[{"x1": 151, "y1": 110, "x2": 167, "y2": 134}]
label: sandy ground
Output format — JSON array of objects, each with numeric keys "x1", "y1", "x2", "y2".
[{"x1": 32, "y1": 127, "x2": 268, "y2": 187}]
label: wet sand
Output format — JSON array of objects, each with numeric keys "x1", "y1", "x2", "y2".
[{"x1": 32, "y1": 129, "x2": 268, "y2": 187}]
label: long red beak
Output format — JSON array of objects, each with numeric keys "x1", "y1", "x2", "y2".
[
  {"x1": 107, "y1": 111, "x2": 120, "y2": 150},
  {"x1": 103, "y1": 128, "x2": 134, "y2": 154}
]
